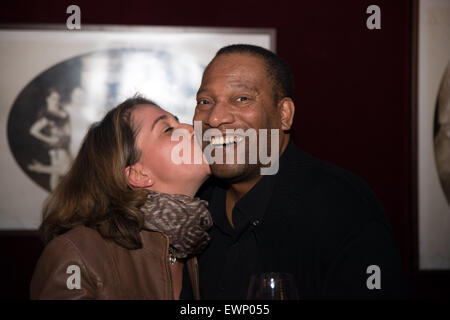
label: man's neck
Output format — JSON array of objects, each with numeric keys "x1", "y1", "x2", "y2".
[
  {"x1": 226, "y1": 173, "x2": 263, "y2": 227},
  {"x1": 224, "y1": 136, "x2": 291, "y2": 227}
]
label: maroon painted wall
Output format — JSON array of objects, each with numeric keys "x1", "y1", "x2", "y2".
[{"x1": 0, "y1": 0, "x2": 448, "y2": 299}]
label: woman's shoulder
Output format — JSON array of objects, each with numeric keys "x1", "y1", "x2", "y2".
[
  {"x1": 30, "y1": 226, "x2": 106, "y2": 299},
  {"x1": 53, "y1": 225, "x2": 104, "y2": 246},
  {"x1": 44, "y1": 226, "x2": 111, "y2": 267},
  {"x1": 42, "y1": 226, "x2": 101, "y2": 255}
]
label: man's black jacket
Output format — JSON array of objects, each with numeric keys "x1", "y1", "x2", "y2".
[{"x1": 182, "y1": 141, "x2": 406, "y2": 299}]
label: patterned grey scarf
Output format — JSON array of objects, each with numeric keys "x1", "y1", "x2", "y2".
[{"x1": 140, "y1": 190, "x2": 213, "y2": 259}]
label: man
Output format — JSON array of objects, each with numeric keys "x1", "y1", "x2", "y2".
[{"x1": 182, "y1": 44, "x2": 406, "y2": 299}]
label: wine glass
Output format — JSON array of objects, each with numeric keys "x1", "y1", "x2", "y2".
[{"x1": 247, "y1": 272, "x2": 299, "y2": 300}]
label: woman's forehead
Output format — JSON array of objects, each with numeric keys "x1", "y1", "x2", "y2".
[
  {"x1": 131, "y1": 104, "x2": 175, "y2": 133},
  {"x1": 132, "y1": 104, "x2": 165, "y2": 120}
]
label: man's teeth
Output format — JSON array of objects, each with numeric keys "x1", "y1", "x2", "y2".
[{"x1": 210, "y1": 136, "x2": 243, "y2": 146}]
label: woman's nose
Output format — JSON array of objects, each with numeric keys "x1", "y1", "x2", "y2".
[{"x1": 179, "y1": 123, "x2": 194, "y2": 137}]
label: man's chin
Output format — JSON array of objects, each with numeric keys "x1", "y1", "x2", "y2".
[{"x1": 210, "y1": 163, "x2": 258, "y2": 182}]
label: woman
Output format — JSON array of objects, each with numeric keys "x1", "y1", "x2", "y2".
[{"x1": 30, "y1": 96, "x2": 212, "y2": 299}]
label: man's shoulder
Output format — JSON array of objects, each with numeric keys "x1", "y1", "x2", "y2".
[
  {"x1": 277, "y1": 143, "x2": 388, "y2": 226},
  {"x1": 270, "y1": 144, "x2": 396, "y2": 263},
  {"x1": 282, "y1": 144, "x2": 373, "y2": 195}
]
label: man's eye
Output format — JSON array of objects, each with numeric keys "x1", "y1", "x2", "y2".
[
  {"x1": 237, "y1": 97, "x2": 248, "y2": 102},
  {"x1": 197, "y1": 99, "x2": 210, "y2": 105},
  {"x1": 164, "y1": 127, "x2": 173, "y2": 133}
]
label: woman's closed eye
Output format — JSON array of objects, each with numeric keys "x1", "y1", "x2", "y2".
[{"x1": 162, "y1": 116, "x2": 179, "y2": 133}]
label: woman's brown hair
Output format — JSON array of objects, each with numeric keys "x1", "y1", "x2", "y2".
[{"x1": 40, "y1": 95, "x2": 157, "y2": 250}]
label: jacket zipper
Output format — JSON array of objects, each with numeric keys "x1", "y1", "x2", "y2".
[{"x1": 161, "y1": 233, "x2": 174, "y2": 299}]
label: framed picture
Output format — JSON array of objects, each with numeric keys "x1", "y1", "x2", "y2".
[
  {"x1": 0, "y1": 24, "x2": 275, "y2": 230},
  {"x1": 414, "y1": 0, "x2": 450, "y2": 270}
]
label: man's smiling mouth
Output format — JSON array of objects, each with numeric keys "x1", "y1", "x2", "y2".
[{"x1": 210, "y1": 135, "x2": 244, "y2": 147}]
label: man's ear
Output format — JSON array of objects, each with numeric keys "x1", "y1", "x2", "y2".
[
  {"x1": 124, "y1": 164, "x2": 154, "y2": 188},
  {"x1": 278, "y1": 98, "x2": 295, "y2": 131}
]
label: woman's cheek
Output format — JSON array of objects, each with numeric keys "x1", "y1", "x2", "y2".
[
  {"x1": 145, "y1": 141, "x2": 170, "y2": 174},
  {"x1": 160, "y1": 143, "x2": 174, "y2": 167}
]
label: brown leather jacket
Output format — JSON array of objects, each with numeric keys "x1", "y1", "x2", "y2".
[{"x1": 30, "y1": 226, "x2": 200, "y2": 299}]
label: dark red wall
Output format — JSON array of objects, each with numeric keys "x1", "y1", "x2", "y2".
[{"x1": 1, "y1": 0, "x2": 448, "y2": 299}]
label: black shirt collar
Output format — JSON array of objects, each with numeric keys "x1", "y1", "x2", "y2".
[{"x1": 208, "y1": 140, "x2": 295, "y2": 236}]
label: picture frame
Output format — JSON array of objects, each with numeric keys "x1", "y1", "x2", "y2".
[
  {"x1": 412, "y1": 0, "x2": 450, "y2": 272},
  {"x1": 0, "y1": 24, "x2": 275, "y2": 230}
]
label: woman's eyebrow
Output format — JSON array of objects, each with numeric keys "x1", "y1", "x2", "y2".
[
  {"x1": 152, "y1": 114, "x2": 179, "y2": 131},
  {"x1": 152, "y1": 115, "x2": 168, "y2": 131}
]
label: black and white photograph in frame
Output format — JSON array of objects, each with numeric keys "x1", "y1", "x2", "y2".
[{"x1": 0, "y1": 25, "x2": 274, "y2": 230}]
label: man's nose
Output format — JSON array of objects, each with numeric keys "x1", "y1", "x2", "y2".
[{"x1": 206, "y1": 102, "x2": 234, "y2": 128}]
